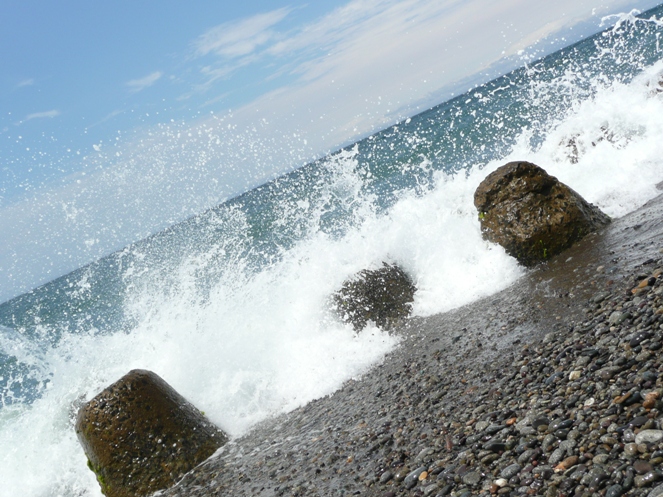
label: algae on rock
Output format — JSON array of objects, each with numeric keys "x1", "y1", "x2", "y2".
[
  {"x1": 474, "y1": 161, "x2": 610, "y2": 266},
  {"x1": 76, "y1": 369, "x2": 228, "y2": 497},
  {"x1": 332, "y1": 262, "x2": 416, "y2": 331}
]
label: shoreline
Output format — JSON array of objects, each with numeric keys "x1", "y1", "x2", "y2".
[{"x1": 162, "y1": 192, "x2": 663, "y2": 497}]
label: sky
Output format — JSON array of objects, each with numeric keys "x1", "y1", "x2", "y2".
[{"x1": 1, "y1": 0, "x2": 662, "y2": 303}]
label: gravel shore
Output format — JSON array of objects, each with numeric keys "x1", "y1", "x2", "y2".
[{"x1": 161, "y1": 191, "x2": 663, "y2": 497}]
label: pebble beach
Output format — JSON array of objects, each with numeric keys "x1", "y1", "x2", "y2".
[{"x1": 161, "y1": 190, "x2": 663, "y2": 497}]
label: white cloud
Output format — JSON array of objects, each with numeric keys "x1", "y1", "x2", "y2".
[
  {"x1": 126, "y1": 71, "x2": 163, "y2": 93},
  {"x1": 17, "y1": 78, "x2": 35, "y2": 88},
  {"x1": 187, "y1": 3, "x2": 388, "y2": 94},
  {"x1": 187, "y1": 0, "x2": 597, "y2": 100},
  {"x1": 173, "y1": 0, "x2": 663, "y2": 168},
  {"x1": 88, "y1": 109, "x2": 125, "y2": 129},
  {"x1": 188, "y1": 9, "x2": 292, "y2": 94},
  {"x1": 24, "y1": 109, "x2": 60, "y2": 121},
  {"x1": 195, "y1": 61, "x2": 251, "y2": 92},
  {"x1": 266, "y1": 0, "x2": 390, "y2": 59},
  {"x1": 193, "y1": 8, "x2": 291, "y2": 59},
  {"x1": 167, "y1": 0, "x2": 661, "y2": 184}
]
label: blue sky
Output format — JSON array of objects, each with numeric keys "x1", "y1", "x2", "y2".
[
  {"x1": 1, "y1": 0, "x2": 662, "y2": 303},
  {"x1": 1, "y1": 1, "x2": 340, "y2": 199}
]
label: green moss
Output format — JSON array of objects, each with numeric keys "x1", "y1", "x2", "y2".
[
  {"x1": 478, "y1": 212, "x2": 486, "y2": 220},
  {"x1": 86, "y1": 458, "x2": 109, "y2": 494},
  {"x1": 97, "y1": 473, "x2": 108, "y2": 492}
]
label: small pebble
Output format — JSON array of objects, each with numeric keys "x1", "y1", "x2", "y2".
[
  {"x1": 394, "y1": 466, "x2": 410, "y2": 482},
  {"x1": 403, "y1": 466, "x2": 426, "y2": 489},
  {"x1": 635, "y1": 430, "x2": 663, "y2": 445},
  {"x1": 494, "y1": 478, "x2": 508, "y2": 487},
  {"x1": 462, "y1": 471, "x2": 482, "y2": 486},
  {"x1": 625, "y1": 443, "x2": 639, "y2": 457},
  {"x1": 606, "y1": 484, "x2": 624, "y2": 497},
  {"x1": 501, "y1": 464, "x2": 522, "y2": 479},
  {"x1": 644, "y1": 392, "x2": 660, "y2": 408},
  {"x1": 635, "y1": 470, "x2": 660, "y2": 488},
  {"x1": 548, "y1": 448, "x2": 565, "y2": 466},
  {"x1": 423, "y1": 484, "x2": 439, "y2": 496},
  {"x1": 634, "y1": 461, "x2": 654, "y2": 474},
  {"x1": 555, "y1": 456, "x2": 579, "y2": 472},
  {"x1": 649, "y1": 483, "x2": 663, "y2": 497},
  {"x1": 438, "y1": 484, "x2": 453, "y2": 496}
]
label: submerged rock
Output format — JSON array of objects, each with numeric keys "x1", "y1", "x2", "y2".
[
  {"x1": 559, "y1": 125, "x2": 620, "y2": 164},
  {"x1": 75, "y1": 369, "x2": 227, "y2": 497},
  {"x1": 332, "y1": 262, "x2": 416, "y2": 331},
  {"x1": 474, "y1": 161, "x2": 610, "y2": 266}
]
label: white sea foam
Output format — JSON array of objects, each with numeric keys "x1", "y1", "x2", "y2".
[
  {"x1": 523, "y1": 60, "x2": 663, "y2": 217},
  {"x1": 3, "y1": 44, "x2": 663, "y2": 497}
]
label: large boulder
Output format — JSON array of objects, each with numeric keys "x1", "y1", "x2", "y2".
[
  {"x1": 75, "y1": 369, "x2": 227, "y2": 497},
  {"x1": 474, "y1": 161, "x2": 610, "y2": 266},
  {"x1": 332, "y1": 263, "x2": 416, "y2": 331}
]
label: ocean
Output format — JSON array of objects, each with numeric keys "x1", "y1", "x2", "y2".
[{"x1": 3, "y1": 6, "x2": 663, "y2": 496}]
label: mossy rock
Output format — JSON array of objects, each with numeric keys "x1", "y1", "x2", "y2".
[
  {"x1": 474, "y1": 161, "x2": 610, "y2": 266},
  {"x1": 332, "y1": 263, "x2": 416, "y2": 331},
  {"x1": 75, "y1": 369, "x2": 228, "y2": 497}
]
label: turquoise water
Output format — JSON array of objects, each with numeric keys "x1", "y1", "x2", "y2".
[{"x1": 3, "y1": 6, "x2": 663, "y2": 496}]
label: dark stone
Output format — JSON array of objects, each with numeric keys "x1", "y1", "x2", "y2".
[
  {"x1": 630, "y1": 331, "x2": 652, "y2": 347},
  {"x1": 484, "y1": 441, "x2": 507, "y2": 453},
  {"x1": 589, "y1": 472, "x2": 609, "y2": 492},
  {"x1": 624, "y1": 391, "x2": 643, "y2": 407},
  {"x1": 550, "y1": 419, "x2": 573, "y2": 431},
  {"x1": 634, "y1": 461, "x2": 654, "y2": 475},
  {"x1": 473, "y1": 161, "x2": 610, "y2": 266},
  {"x1": 635, "y1": 470, "x2": 660, "y2": 487},
  {"x1": 545, "y1": 372, "x2": 564, "y2": 385},
  {"x1": 462, "y1": 471, "x2": 482, "y2": 486},
  {"x1": 485, "y1": 424, "x2": 506, "y2": 435},
  {"x1": 630, "y1": 416, "x2": 649, "y2": 428},
  {"x1": 623, "y1": 469, "x2": 635, "y2": 491},
  {"x1": 605, "y1": 484, "x2": 624, "y2": 497},
  {"x1": 75, "y1": 369, "x2": 227, "y2": 497},
  {"x1": 559, "y1": 478, "x2": 577, "y2": 491},
  {"x1": 501, "y1": 463, "x2": 522, "y2": 479},
  {"x1": 554, "y1": 429, "x2": 570, "y2": 440},
  {"x1": 438, "y1": 484, "x2": 453, "y2": 496},
  {"x1": 379, "y1": 470, "x2": 393, "y2": 483},
  {"x1": 465, "y1": 434, "x2": 483, "y2": 445},
  {"x1": 331, "y1": 262, "x2": 416, "y2": 331},
  {"x1": 404, "y1": 466, "x2": 427, "y2": 489}
]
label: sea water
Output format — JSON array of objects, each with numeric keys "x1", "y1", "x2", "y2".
[{"x1": 3, "y1": 7, "x2": 663, "y2": 496}]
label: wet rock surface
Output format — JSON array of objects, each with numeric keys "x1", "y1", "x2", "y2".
[
  {"x1": 163, "y1": 194, "x2": 663, "y2": 497},
  {"x1": 474, "y1": 161, "x2": 610, "y2": 266},
  {"x1": 75, "y1": 369, "x2": 227, "y2": 497},
  {"x1": 332, "y1": 262, "x2": 416, "y2": 331}
]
